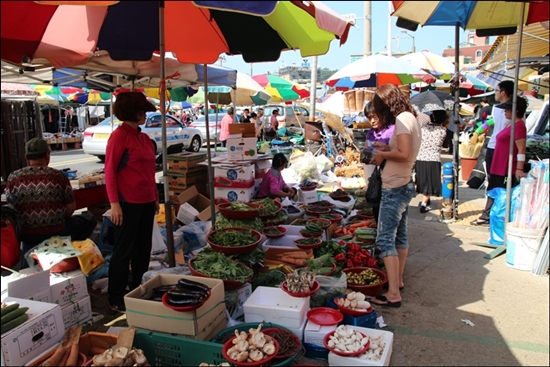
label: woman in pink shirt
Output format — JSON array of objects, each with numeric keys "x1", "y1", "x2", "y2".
[
  {"x1": 219, "y1": 107, "x2": 234, "y2": 147},
  {"x1": 256, "y1": 154, "x2": 296, "y2": 200}
]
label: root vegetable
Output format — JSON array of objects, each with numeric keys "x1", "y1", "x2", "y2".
[
  {"x1": 66, "y1": 343, "x2": 79, "y2": 366},
  {"x1": 355, "y1": 292, "x2": 366, "y2": 302},
  {"x1": 350, "y1": 299, "x2": 358, "y2": 308},
  {"x1": 346, "y1": 292, "x2": 356, "y2": 300},
  {"x1": 356, "y1": 301, "x2": 371, "y2": 309},
  {"x1": 42, "y1": 346, "x2": 69, "y2": 366}
]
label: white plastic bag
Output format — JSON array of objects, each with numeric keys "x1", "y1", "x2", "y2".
[
  {"x1": 310, "y1": 272, "x2": 347, "y2": 308},
  {"x1": 319, "y1": 192, "x2": 356, "y2": 212},
  {"x1": 151, "y1": 219, "x2": 167, "y2": 254},
  {"x1": 290, "y1": 151, "x2": 321, "y2": 183}
]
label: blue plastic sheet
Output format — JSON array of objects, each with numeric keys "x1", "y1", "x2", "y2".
[{"x1": 488, "y1": 185, "x2": 521, "y2": 245}]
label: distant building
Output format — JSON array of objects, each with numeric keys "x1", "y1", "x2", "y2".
[
  {"x1": 442, "y1": 31, "x2": 492, "y2": 69},
  {"x1": 278, "y1": 59, "x2": 321, "y2": 84}
]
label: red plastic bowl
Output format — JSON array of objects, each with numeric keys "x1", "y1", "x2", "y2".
[
  {"x1": 217, "y1": 202, "x2": 264, "y2": 220},
  {"x1": 161, "y1": 289, "x2": 211, "y2": 312},
  {"x1": 263, "y1": 225, "x2": 287, "y2": 239},
  {"x1": 207, "y1": 227, "x2": 262, "y2": 255},
  {"x1": 293, "y1": 237, "x2": 322, "y2": 250},
  {"x1": 222, "y1": 335, "x2": 280, "y2": 366},
  {"x1": 343, "y1": 267, "x2": 388, "y2": 296},
  {"x1": 333, "y1": 296, "x2": 375, "y2": 317},
  {"x1": 256, "y1": 200, "x2": 282, "y2": 220},
  {"x1": 188, "y1": 258, "x2": 252, "y2": 291},
  {"x1": 307, "y1": 218, "x2": 331, "y2": 230},
  {"x1": 262, "y1": 328, "x2": 301, "y2": 359},
  {"x1": 299, "y1": 229, "x2": 323, "y2": 238},
  {"x1": 357, "y1": 214, "x2": 375, "y2": 221},
  {"x1": 319, "y1": 213, "x2": 343, "y2": 224},
  {"x1": 323, "y1": 330, "x2": 370, "y2": 357},
  {"x1": 300, "y1": 182, "x2": 318, "y2": 191},
  {"x1": 305, "y1": 207, "x2": 331, "y2": 217},
  {"x1": 280, "y1": 280, "x2": 320, "y2": 298}
]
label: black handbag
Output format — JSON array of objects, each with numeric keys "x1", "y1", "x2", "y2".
[{"x1": 365, "y1": 160, "x2": 386, "y2": 204}]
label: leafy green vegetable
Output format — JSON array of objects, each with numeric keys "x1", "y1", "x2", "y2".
[
  {"x1": 262, "y1": 211, "x2": 288, "y2": 226},
  {"x1": 215, "y1": 215, "x2": 264, "y2": 231},
  {"x1": 227, "y1": 202, "x2": 255, "y2": 211},
  {"x1": 264, "y1": 227, "x2": 282, "y2": 235},
  {"x1": 210, "y1": 229, "x2": 258, "y2": 247},
  {"x1": 250, "y1": 270, "x2": 286, "y2": 291},
  {"x1": 230, "y1": 247, "x2": 266, "y2": 267},
  {"x1": 192, "y1": 247, "x2": 253, "y2": 282},
  {"x1": 251, "y1": 198, "x2": 279, "y2": 216}
]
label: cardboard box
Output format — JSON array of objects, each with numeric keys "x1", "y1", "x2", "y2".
[
  {"x1": 175, "y1": 186, "x2": 216, "y2": 222},
  {"x1": 1, "y1": 269, "x2": 51, "y2": 302},
  {"x1": 214, "y1": 186, "x2": 255, "y2": 202},
  {"x1": 49, "y1": 270, "x2": 88, "y2": 307},
  {"x1": 177, "y1": 202, "x2": 200, "y2": 225},
  {"x1": 304, "y1": 320, "x2": 338, "y2": 346},
  {"x1": 167, "y1": 152, "x2": 207, "y2": 171},
  {"x1": 168, "y1": 169, "x2": 208, "y2": 190},
  {"x1": 124, "y1": 274, "x2": 226, "y2": 339},
  {"x1": 70, "y1": 174, "x2": 104, "y2": 190},
  {"x1": 60, "y1": 295, "x2": 92, "y2": 329},
  {"x1": 225, "y1": 283, "x2": 252, "y2": 320},
  {"x1": 214, "y1": 164, "x2": 255, "y2": 188},
  {"x1": 298, "y1": 188, "x2": 318, "y2": 204},
  {"x1": 227, "y1": 137, "x2": 258, "y2": 161},
  {"x1": 1, "y1": 298, "x2": 64, "y2": 366},
  {"x1": 168, "y1": 159, "x2": 208, "y2": 174},
  {"x1": 229, "y1": 123, "x2": 256, "y2": 138}
]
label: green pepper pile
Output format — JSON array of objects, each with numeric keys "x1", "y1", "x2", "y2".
[{"x1": 209, "y1": 228, "x2": 258, "y2": 247}]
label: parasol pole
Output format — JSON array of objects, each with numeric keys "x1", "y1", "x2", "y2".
[
  {"x1": 204, "y1": 65, "x2": 216, "y2": 226},
  {"x1": 310, "y1": 56, "x2": 318, "y2": 123},
  {"x1": 452, "y1": 23, "x2": 460, "y2": 222},
  {"x1": 234, "y1": 86, "x2": 238, "y2": 123},
  {"x1": 485, "y1": 1, "x2": 526, "y2": 260},
  {"x1": 159, "y1": 0, "x2": 175, "y2": 268}
]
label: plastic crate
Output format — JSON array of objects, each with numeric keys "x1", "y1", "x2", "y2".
[
  {"x1": 133, "y1": 329, "x2": 226, "y2": 366},
  {"x1": 303, "y1": 342, "x2": 329, "y2": 360},
  {"x1": 210, "y1": 322, "x2": 299, "y2": 366}
]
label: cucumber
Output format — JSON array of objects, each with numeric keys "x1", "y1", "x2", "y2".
[
  {"x1": 1, "y1": 307, "x2": 29, "y2": 325},
  {"x1": 1, "y1": 313, "x2": 28, "y2": 334},
  {"x1": 1, "y1": 304, "x2": 19, "y2": 318}
]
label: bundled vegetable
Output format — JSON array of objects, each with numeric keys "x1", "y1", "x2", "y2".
[
  {"x1": 226, "y1": 324, "x2": 278, "y2": 363},
  {"x1": 209, "y1": 228, "x2": 258, "y2": 247},
  {"x1": 346, "y1": 268, "x2": 382, "y2": 286},
  {"x1": 193, "y1": 248, "x2": 253, "y2": 283},
  {"x1": 265, "y1": 328, "x2": 301, "y2": 358},
  {"x1": 335, "y1": 292, "x2": 371, "y2": 311},
  {"x1": 41, "y1": 325, "x2": 82, "y2": 367},
  {"x1": 285, "y1": 269, "x2": 316, "y2": 293},
  {"x1": 1, "y1": 303, "x2": 29, "y2": 334},
  {"x1": 307, "y1": 254, "x2": 335, "y2": 275},
  {"x1": 164, "y1": 278, "x2": 211, "y2": 307}
]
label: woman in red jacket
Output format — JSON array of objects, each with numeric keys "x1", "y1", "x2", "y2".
[{"x1": 104, "y1": 92, "x2": 159, "y2": 313}]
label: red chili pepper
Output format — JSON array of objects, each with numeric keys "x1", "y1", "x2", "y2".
[
  {"x1": 346, "y1": 259, "x2": 354, "y2": 268},
  {"x1": 367, "y1": 258, "x2": 378, "y2": 268},
  {"x1": 346, "y1": 251, "x2": 354, "y2": 259},
  {"x1": 334, "y1": 253, "x2": 345, "y2": 262},
  {"x1": 338, "y1": 240, "x2": 345, "y2": 246}
]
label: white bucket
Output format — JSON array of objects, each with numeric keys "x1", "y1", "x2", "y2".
[{"x1": 505, "y1": 224, "x2": 546, "y2": 271}]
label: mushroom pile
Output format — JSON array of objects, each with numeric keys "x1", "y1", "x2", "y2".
[
  {"x1": 335, "y1": 291, "x2": 371, "y2": 311},
  {"x1": 285, "y1": 270, "x2": 315, "y2": 293},
  {"x1": 326, "y1": 325, "x2": 369, "y2": 353},
  {"x1": 226, "y1": 324, "x2": 277, "y2": 363},
  {"x1": 357, "y1": 334, "x2": 387, "y2": 361},
  {"x1": 92, "y1": 347, "x2": 147, "y2": 366}
]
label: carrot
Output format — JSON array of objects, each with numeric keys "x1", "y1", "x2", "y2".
[
  {"x1": 58, "y1": 347, "x2": 70, "y2": 366},
  {"x1": 66, "y1": 343, "x2": 79, "y2": 366},
  {"x1": 276, "y1": 252, "x2": 310, "y2": 259},
  {"x1": 42, "y1": 346, "x2": 69, "y2": 366},
  {"x1": 279, "y1": 257, "x2": 306, "y2": 266},
  {"x1": 334, "y1": 227, "x2": 344, "y2": 235},
  {"x1": 349, "y1": 222, "x2": 370, "y2": 229}
]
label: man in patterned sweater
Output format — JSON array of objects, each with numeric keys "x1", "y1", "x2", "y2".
[{"x1": 5, "y1": 138, "x2": 97, "y2": 248}]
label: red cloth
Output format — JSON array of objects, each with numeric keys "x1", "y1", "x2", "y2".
[
  {"x1": 1, "y1": 218, "x2": 19, "y2": 268},
  {"x1": 104, "y1": 123, "x2": 158, "y2": 204}
]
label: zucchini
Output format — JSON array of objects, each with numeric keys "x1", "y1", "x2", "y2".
[
  {"x1": 1, "y1": 313, "x2": 28, "y2": 334},
  {"x1": 1, "y1": 304, "x2": 19, "y2": 318},
  {"x1": 177, "y1": 278, "x2": 210, "y2": 293},
  {"x1": 1, "y1": 307, "x2": 28, "y2": 325}
]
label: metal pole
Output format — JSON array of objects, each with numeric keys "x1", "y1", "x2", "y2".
[
  {"x1": 204, "y1": 65, "x2": 216, "y2": 225},
  {"x1": 387, "y1": 1, "x2": 392, "y2": 57},
  {"x1": 310, "y1": 56, "x2": 318, "y2": 119},
  {"x1": 159, "y1": 1, "x2": 175, "y2": 268},
  {"x1": 364, "y1": 1, "x2": 372, "y2": 57},
  {"x1": 453, "y1": 23, "x2": 460, "y2": 221}
]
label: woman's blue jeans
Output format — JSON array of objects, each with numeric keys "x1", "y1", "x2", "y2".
[{"x1": 376, "y1": 181, "x2": 416, "y2": 258}]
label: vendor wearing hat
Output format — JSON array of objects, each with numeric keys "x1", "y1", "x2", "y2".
[
  {"x1": 256, "y1": 153, "x2": 296, "y2": 201},
  {"x1": 5, "y1": 137, "x2": 97, "y2": 267},
  {"x1": 104, "y1": 91, "x2": 159, "y2": 313}
]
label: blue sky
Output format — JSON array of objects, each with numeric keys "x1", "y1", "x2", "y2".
[{"x1": 222, "y1": 1, "x2": 473, "y2": 76}]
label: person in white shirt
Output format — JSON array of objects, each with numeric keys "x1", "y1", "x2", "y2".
[{"x1": 471, "y1": 80, "x2": 514, "y2": 226}]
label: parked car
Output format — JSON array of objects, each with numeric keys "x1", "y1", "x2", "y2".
[
  {"x1": 82, "y1": 112, "x2": 202, "y2": 161},
  {"x1": 189, "y1": 113, "x2": 242, "y2": 144},
  {"x1": 262, "y1": 104, "x2": 316, "y2": 128}
]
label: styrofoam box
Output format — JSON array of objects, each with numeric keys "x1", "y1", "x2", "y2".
[
  {"x1": 286, "y1": 313, "x2": 307, "y2": 343},
  {"x1": 243, "y1": 287, "x2": 309, "y2": 329},
  {"x1": 60, "y1": 295, "x2": 92, "y2": 329},
  {"x1": 298, "y1": 189, "x2": 318, "y2": 204},
  {"x1": 1, "y1": 298, "x2": 64, "y2": 366},
  {"x1": 214, "y1": 186, "x2": 255, "y2": 202},
  {"x1": 304, "y1": 320, "x2": 337, "y2": 347},
  {"x1": 327, "y1": 326, "x2": 394, "y2": 366}
]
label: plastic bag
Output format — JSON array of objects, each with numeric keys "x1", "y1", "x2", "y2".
[
  {"x1": 151, "y1": 218, "x2": 167, "y2": 254},
  {"x1": 27, "y1": 236, "x2": 82, "y2": 271},
  {"x1": 319, "y1": 193, "x2": 356, "y2": 212},
  {"x1": 290, "y1": 151, "x2": 321, "y2": 183},
  {"x1": 141, "y1": 265, "x2": 190, "y2": 284},
  {"x1": 72, "y1": 239, "x2": 104, "y2": 276},
  {"x1": 315, "y1": 154, "x2": 333, "y2": 173},
  {"x1": 488, "y1": 186, "x2": 521, "y2": 245},
  {"x1": 310, "y1": 272, "x2": 347, "y2": 308}
]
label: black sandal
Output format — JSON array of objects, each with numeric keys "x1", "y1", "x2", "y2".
[{"x1": 470, "y1": 218, "x2": 489, "y2": 226}]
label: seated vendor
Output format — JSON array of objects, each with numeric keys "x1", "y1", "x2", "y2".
[
  {"x1": 256, "y1": 153, "x2": 296, "y2": 201},
  {"x1": 5, "y1": 138, "x2": 97, "y2": 262}
]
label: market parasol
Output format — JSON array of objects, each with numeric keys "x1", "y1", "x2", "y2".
[
  {"x1": 412, "y1": 74, "x2": 494, "y2": 97},
  {"x1": 325, "y1": 54, "x2": 434, "y2": 90},
  {"x1": 252, "y1": 74, "x2": 310, "y2": 102},
  {"x1": 399, "y1": 51, "x2": 455, "y2": 80},
  {"x1": 0, "y1": 0, "x2": 353, "y2": 268},
  {"x1": 391, "y1": 0, "x2": 550, "y2": 258},
  {"x1": 68, "y1": 90, "x2": 111, "y2": 104},
  {"x1": 410, "y1": 90, "x2": 454, "y2": 113},
  {"x1": 0, "y1": 82, "x2": 40, "y2": 96}
]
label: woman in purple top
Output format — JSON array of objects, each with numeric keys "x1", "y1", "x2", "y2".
[
  {"x1": 256, "y1": 153, "x2": 296, "y2": 200},
  {"x1": 365, "y1": 102, "x2": 395, "y2": 147}
]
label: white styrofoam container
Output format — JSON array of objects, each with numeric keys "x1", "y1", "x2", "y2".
[
  {"x1": 214, "y1": 186, "x2": 255, "y2": 202},
  {"x1": 304, "y1": 320, "x2": 338, "y2": 347},
  {"x1": 1, "y1": 298, "x2": 64, "y2": 366},
  {"x1": 298, "y1": 189, "x2": 318, "y2": 204},
  {"x1": 243, "y1": 287, "x2": 309, "y2": 329},
  {"x1": 262, "y1": 235, "x2": 302, "y2": 250},
  {"x1": 327, "y1": 326, "x2": 394, "y2": 366},
  {"x1": 285, "y1": 313, "x2": 307, "y2": 342}
]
